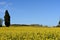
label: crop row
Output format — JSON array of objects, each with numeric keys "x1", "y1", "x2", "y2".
[{"x1": 0, "y1": 32, "x2": 60, "y2": 40}]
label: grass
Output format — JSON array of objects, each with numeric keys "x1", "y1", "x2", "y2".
[{"x1": 0, "y1": 26, "x2": 60, "y2": 40}]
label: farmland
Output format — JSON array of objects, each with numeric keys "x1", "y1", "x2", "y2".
[{"x1": 0, "y1": 26, "x2": 60, "y2": 40}]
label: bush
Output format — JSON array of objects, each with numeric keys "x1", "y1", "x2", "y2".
[{"x1": 0, "y1": 18, "x2": 3, "y2": 27}]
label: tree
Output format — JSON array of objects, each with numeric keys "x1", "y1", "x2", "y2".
[
  {"x1": 57, "y1": 20, "x2": 60, "y2": 27},
  {"x1": 58, "y1": 20, "x2": 60, "y2": 27},
  {"x1": 4, "y1": 10, "x2": 10, "y2": 27},
  {"x1": 0, "y1": 18, "x2": 3, "y2": 27}
]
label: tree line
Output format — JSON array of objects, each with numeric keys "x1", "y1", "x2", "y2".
[
  {"x1": 0, "y1": 10, "x2": 60, "y2": 27},
  {"x1": 0, "y1": 10, "x2": 10, "y2": 27}
]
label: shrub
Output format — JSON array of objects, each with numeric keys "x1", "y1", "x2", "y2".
[{"x1": 0, "y1": 18, "x2": 3, "y2": 27}]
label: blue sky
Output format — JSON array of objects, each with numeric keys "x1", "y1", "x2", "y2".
[{"x1": 0, "y1": 0, "x2": 60, "y2": 26}]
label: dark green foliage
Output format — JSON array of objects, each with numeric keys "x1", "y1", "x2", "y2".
[
  {"x1": 4, "y1": 10, "x2": 10, "y2": 27},
  {"x1": 0, "y1": 18, "x2": 3, "y2": 27},
  {"x1": 11, "y1": 24, "x2": 30, "y2": 27},
  {"x1": 56, "y1": 20, "x2": 60, "y2": 27}
]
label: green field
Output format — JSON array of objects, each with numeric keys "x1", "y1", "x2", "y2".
[{"x1": 0, "y1": 26, "x2": 60, "y2": 40}]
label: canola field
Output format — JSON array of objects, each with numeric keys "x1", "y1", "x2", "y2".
[{"x1": 0, "y1": 26, "x2": 60, "y2": 40}]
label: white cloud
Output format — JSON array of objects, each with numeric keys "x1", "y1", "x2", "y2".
[
  {"x1": 0, "y1": 1, "x2": 12, "y2": 6},
  {"x1": 8, "y1": 3, "x2": 12, "y2": 5},
  {"x1": 0, "y1": 1, "x2": 13, "y2": 11},
  {"x1": 0, "y1": 1, "x2": 13, "y2": 13},
  {"x1": 0, "y1": 2, "x2": 6, "y2": 5},
  {"x1": 0, "y1": 9, "x2": 3, "y2": 12},
  {"x1": 0, "y1": 9, "x2": 5, "y2": 13}
]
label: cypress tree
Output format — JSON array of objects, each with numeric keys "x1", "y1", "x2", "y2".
[{"x1": 4, "y1": 10, "x2": 10, "y2": 27}]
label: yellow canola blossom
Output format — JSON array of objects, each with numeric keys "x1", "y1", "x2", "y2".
[{"x1": 0, "y1": 26, "x2": 60, "y2": 40}]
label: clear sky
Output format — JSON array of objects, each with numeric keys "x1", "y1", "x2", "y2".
[{"x1": 0, "y1": 0, "x2": 60, "y2": 26}]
